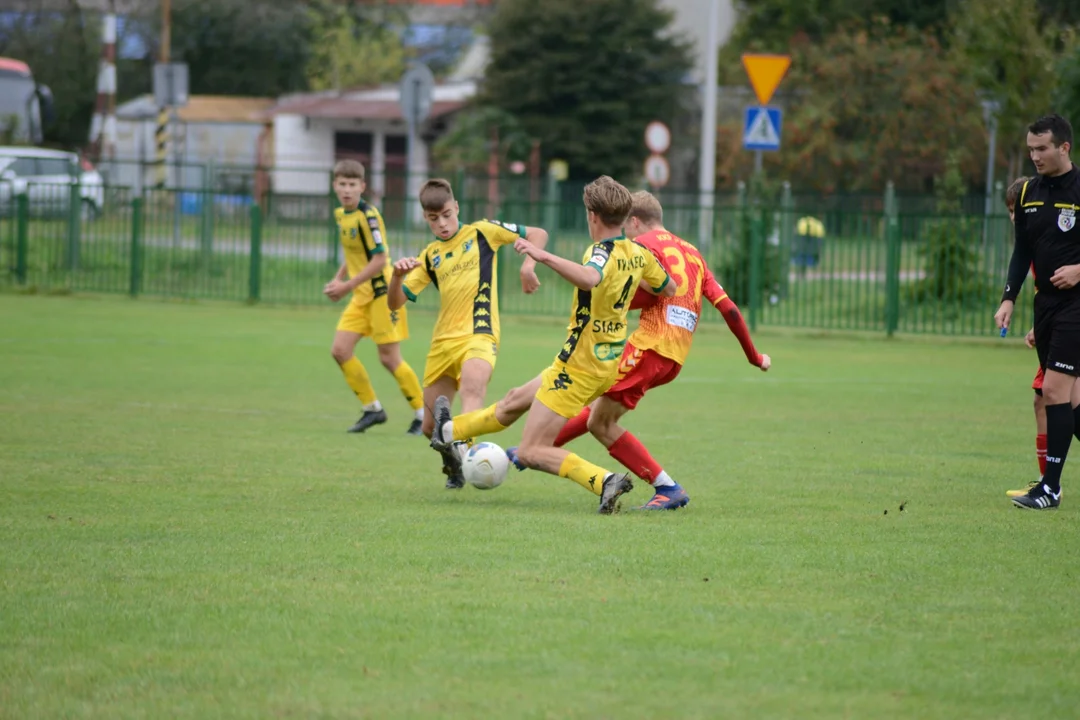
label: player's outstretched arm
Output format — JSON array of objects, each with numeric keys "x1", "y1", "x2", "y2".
[
  {"x1": 703, "y1": 268, "x2": 767, "y2": 369},
  {"x1": 519, "y1": 226, "x2": 548, "y2": 294},
  {"x1": 388, "y1": 257, "x2": 421, "y2": 311},
  {"x1": 513, "y1": 238, "x2": 600, "y2": 290}
]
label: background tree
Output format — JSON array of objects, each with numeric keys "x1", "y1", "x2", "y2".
[
  {"x1": 950, "y1": 0, "x2": 1066, "y2": 181},
  {"x1": 482, "y1": 0, "x2": 692, "y2": 181},
  {"x1": 432, "y1": 106, "x2": 531, "y2": 173},
  {"x1": 305, "y1": 0, "x2": 407, "y2": 91},
  {"x1": 723, "y1": 0, "x2": 953, "y2": 62},
  {"x1": 736, "y1": 20, "x2": 983, "y2": 193},
  {"x1": 163, "y1": 0, "x2": 312, "y2": 97},
  {"x1": 1056, "y1": 47, "x2": 1080, "y2": 125}
]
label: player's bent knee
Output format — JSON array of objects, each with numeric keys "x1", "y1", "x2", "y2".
[
  {"x1": 331, "y1": 345, "x2": 352, "y2": 365},
  {"x1": 377, "y1": 347, "x2": 400, "y2": 372}
]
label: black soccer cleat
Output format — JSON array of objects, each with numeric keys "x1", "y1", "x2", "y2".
[
  {"x1": 1012, "y1": 482, "x2": 1061, "y2": 510},
  {"x1": 598, "y1": 472, "x2": 633, "y2": 515},
  {"x1": 430, "y1": 396, "x2": 463, "y2": 488},
  {"x1": 406, "y1": 418, "x2": 423, "y2": 436},
  {"x1": 429, "y1": 396, "x2": 453, "y2": 451},
  {"x1": 347, "y1": 409, "x2": 387, "y2": 433},
  {"x1": 443, "y1": 461, "x2": 465, "y2": 489}
]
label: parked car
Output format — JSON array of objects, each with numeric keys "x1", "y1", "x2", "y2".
[{"x1": 0, "y1": 146, "x2": 105, "y2": 220}]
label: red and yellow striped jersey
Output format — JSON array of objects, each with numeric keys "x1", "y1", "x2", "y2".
[{"x1": 628, "y1": 229, "x2": 727, "y2": 365}]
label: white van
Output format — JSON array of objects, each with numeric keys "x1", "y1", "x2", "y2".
[{"x1": 0, "y1": 146, "x2": 105, "y2": 220}]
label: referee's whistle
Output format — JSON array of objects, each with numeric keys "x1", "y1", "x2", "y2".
[{"x1": 1000, "y1": 327, "x2": 1008, "y2": 338}]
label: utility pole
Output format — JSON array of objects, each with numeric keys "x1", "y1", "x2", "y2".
[
  {"x1": 696, "y1": 0, "x2": 721, "y2": 250},
  {"x1": 155, "y1": 0, "x2": 171, "y2": 188}
]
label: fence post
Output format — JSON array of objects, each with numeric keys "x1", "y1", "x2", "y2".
[
  {"x1": 15, "y1": 193, "x2": 28, "y2": 285},
  {"x1": 200, "y1": 161, "x2": 214, "y2": 267},
  {"x1": 779, "y1": 181, "x2": 794, "y2": 299},
  {"x1": 249, "y1": 203, "x2": 263, "y2": 303},
  {"x1": 67, "y1": 179, "x2": 81, "y2": 270},
  {"x1": 884, "y1": 181, "x2": 900, "y2": 336},
  {"x1": 129, "y1": 196, "x2": 144, "y2": 297},
  {"x1": 543, "y1": 171, "x2": 560, "y2": 253},
  {"x1": 748, "y1": 207, "x2": 765, "y2": 332}
]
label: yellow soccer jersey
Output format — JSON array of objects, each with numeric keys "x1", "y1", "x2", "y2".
[
  {"x1": 402, "y1": 219, "x2": 526, "y2": 343},
  {"x1": 335, "y1": 202, "x2": 393, "y2": 304},
  {"x1": 555, "y1": 237, "x2": 670, "y2": 377}
]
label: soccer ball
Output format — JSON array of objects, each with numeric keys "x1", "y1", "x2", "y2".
[{"x1": 462, "y1": 442, "x2": 510, "y2": 490}]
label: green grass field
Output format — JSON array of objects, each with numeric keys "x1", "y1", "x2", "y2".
[{"x1": 2, "y1": 294, "x2": 1078, "y2": 719}]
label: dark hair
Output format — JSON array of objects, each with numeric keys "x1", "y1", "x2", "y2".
[
  {"x1": 1028, "y1": 114, "x2": 1073, "y2": 149},
  {"x1": 419, "y1": 179, "x2": 455, "y2": 212},
  {"x1": 333, "y1": 159, "x2": 365, "y2": 180},
  {"x1": 1005, "y1": 176, "x2": 1028, "y2": 209}
]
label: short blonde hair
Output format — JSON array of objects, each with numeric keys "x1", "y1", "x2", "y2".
[
  {"x1": 333, "y1": 159, "x2": 365, "y2": 180},
  {"x1": 629, "y1": 191, "x2": 663, "y2": 225},
  {"x1": 1005, "y1": 176, "x2": 1028, "y2": 211},
  {"x1": 583, "y1": 176, "x2": 632, "y2": 227},
  {"x1": 420, "y1": 179, "x2": 455, "y2": 212}
]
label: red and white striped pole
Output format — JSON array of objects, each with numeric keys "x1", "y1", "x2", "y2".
[{"x1": 88, "y1": 5, "x2": 117, "y2": 163}]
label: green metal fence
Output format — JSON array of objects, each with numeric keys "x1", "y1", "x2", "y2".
[{"x1": 0, "y1": 175, "x2": 1035, "y2": 338}]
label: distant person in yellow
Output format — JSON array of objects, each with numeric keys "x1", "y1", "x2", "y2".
[
  {"x1": 387, "y1": 178, "x2": 548, "y2": 488},
  {"x1": 323, "y1": 159, "x2": 425, "y2": 435},
  {"x1": 793, "y1": 215, "x2": 825, "y2": 272},
  {"x1": 430, "y1": 176, "x2": 676, "y2": 513}
]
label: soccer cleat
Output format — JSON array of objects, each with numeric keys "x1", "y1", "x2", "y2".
[
  {"x1": 1011, "y1": 482, "x2": 1061, "y2": 510},
  {"x1": 506, "y1": 446, "x2": 527, "y2": 472},
  {"x1": 598, "y1": 472, "x2": 633, "y2": 515},
  {"x1": 442, "y1": 461, "x2": 465, "y2": 489},
  {"x1": 429, "y1": 396, "x2": 453, "y2": 450},
  {"x1": 347, "y1": 409, "x2": 387, "y2": 433},
  {"x1": 430, "y1": 396, "x2": 464, "y2": 489},
  {"x1": 1006, "y1": 478, "x2": 1042, "y2": 498},
  {"x1": 406, "y1": 418, "x2": 424, "y2": 436},
  {"x1": 639, "y1": 483, "x2": 690, "y2": 510}
]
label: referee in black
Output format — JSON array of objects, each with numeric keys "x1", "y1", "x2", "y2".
[{"x1": 996, "y1": 114, "x2": 1080, "y2": 509}]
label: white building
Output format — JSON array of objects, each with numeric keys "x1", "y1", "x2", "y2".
[
  {"x1": 111, "y1": 94, "x2": 273, "y2": 191},
  {"x1": 267, "y1": 80, "x2": 475, "y2": 204}
]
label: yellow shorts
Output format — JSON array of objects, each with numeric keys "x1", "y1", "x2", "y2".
[
  {"x1": 423, "y1": 334, "x2": 498, "y2": 388},
  {"x1": 336, "y1": 295, "x2": 408, "y2": 345},
  {"x1": 534, "y1": 362, "x2": 618, "y2": 419}
]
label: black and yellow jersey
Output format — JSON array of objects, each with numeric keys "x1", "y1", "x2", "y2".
[
  {"x1": 335, "y1": 201, "x2": 392, "y2": 304},
  {"x1": 402, "y1": 219, "x2": 526, "y2": 343},
  {"x1": 555, "y1": 237, "x2": 670, "y2": 376}
]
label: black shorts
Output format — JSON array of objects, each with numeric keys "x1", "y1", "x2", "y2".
[{"x1": 1033, "y1": 295, "x2": 1080, "y2": 377}]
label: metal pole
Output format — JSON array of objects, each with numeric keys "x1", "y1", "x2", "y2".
[
  {"x1": 156, "y1": 0, "x2": 171, "y2": 188},
  {"x1": 984, "y1": 114, "x2": 998, "y2": 218},
  {"x1": 755, "y1": 150, "x2": 763, "y2": 175},
  {"x1": 982, "y1": 99, "x2": 999, "y2": 247},
  {"x1": 161, "y1": 0, "x2": 171, "y2": 63},
  {"x1": 696, "y1": 0, "x2": 721, "y2": 248}
]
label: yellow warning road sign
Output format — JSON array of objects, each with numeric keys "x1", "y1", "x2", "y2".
[{"x1": 741, "y1": 54, "x2": 791, "y2": 106}]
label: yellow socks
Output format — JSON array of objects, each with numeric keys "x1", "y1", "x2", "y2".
[
  {"x1": 339, "y1": 357, "x2": 377, "y2": 405},
  {"x1": 558, "y1": 453, "x2": 610, "y2": 496},
  {"x1": 392, "y1": 361, "x2": 424, "y2": 411},
  {"x1": 452, "y1": 403, "x2": 508, "y2": 441}
]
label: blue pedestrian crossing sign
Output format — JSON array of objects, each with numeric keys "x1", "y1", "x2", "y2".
[{"x1": 743, "y1": 106, "x2": 782, "y2": 151}]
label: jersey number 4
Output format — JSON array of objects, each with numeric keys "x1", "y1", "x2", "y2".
[{"x1": 613, "y1": 276, "x2": 634, "y2": 310}]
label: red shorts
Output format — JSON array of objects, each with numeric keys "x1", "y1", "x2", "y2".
[
  {"x1": 1033, "y1": 366, "x2": 1045, "y2": 392},
  {"x1": 604, "y1": 344, "x2": 682, "y2": 410}
]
